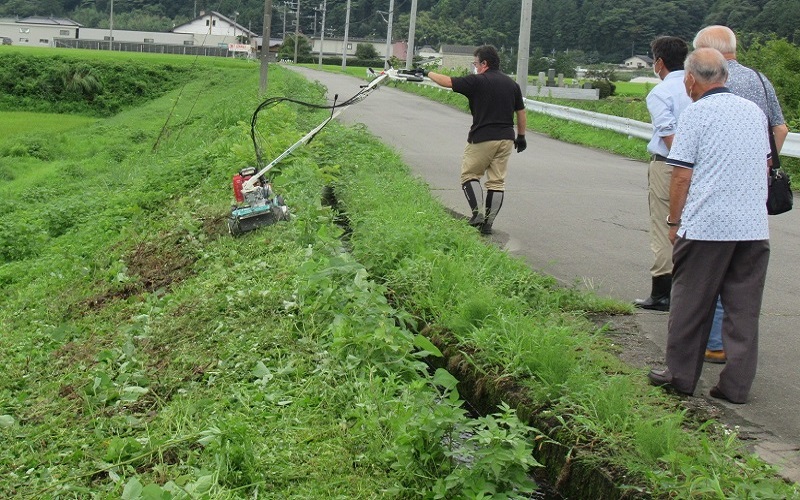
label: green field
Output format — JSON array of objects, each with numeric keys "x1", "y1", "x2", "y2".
[{"x1": 0, "y1": 111, "x2": 98, "y2": 137}]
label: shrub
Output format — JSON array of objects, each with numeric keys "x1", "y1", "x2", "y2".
[{"x1": 592, "y1": 79, "x2": 617, "y2": 99}]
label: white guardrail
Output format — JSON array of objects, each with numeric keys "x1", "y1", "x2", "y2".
[
  {"x1": 393, "y1": 75, "x2": 800, "y2": 158},
  {"x1": 523, "y1": 99, "x2": 800, "y2": 159}
]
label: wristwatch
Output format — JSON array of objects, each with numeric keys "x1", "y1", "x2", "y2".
[{"x1": 666, "y1": 215, "x2": 681, "y2": 227}]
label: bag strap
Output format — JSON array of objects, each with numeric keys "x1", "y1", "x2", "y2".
[
  {"x1": 745, "y1": 65, "x2": 781, "y2": 170},
  {"x1": 750, "y1": 67, "x2": 773, "y2": 126}
]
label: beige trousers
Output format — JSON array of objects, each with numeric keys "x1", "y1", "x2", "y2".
[
  {"x1": 460, "y1": 140, "x2": 513, "y2": 191},
  {"x1": 648, "y1": 159, "x2": 673, "y2": 277}
]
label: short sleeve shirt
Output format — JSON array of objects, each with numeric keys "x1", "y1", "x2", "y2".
[
  {"x1": 451, "y1": 69, "x2": 524, "y2": 143},
  {"x1": 666, "y1": 88, "x2": 769, "y2": 241},
  {"x1": 727, "y1": 60, "x2": 785, "y2": 126},
  {"x1": 646, "y1": 70, "x2": 693, "y2": 157}
]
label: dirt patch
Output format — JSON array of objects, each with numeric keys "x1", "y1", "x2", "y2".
[
  {"x1": 76, "y1": 230, "x2": 199, "y2": 312},
  {"x1": 200, "y1": 212, "x2": 231, "y2": 239},
  {"x1": 126, "y1": 232, "x2": 197, "y2": 291}
]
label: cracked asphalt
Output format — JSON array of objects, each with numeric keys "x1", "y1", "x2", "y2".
[{"x1": 288, "y1": 65, "x2": 800, "y2": 482}]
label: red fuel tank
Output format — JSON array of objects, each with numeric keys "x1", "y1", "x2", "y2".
[{"x1": 232, "y1": 174, "x2": 246, "y2": 203}]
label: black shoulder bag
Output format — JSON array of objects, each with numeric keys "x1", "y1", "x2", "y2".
[{"x1": 753, "y1": 69, "x2": 793, "y2": 215}]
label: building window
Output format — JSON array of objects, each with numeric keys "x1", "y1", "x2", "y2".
[
  {"x1": 206, "y1": 20, "x2": 210, "y2": 26},
  {"x1": 60, "y1": 30, "x2": 69, "y2": 36},
  {"x1": 19, "y1": 38, "x2": 28, "y2": 43},
  {"x1": 183, "y1": 40, "x2": 194, "y2": 46},
  {"x1": 20, "y1": 28, "x2": 30, "y2": 33},
  {"x1": 212, "y1": 20, "x2": 217, "y2": 26},
  {"x1": 144, "y1": 38, "x2": 154, "y2": 43},
  {"x1": 347, "y1": 43, "x2": 352, "y2": 50},
  {"x1": 40, "y1": 39, "x2": 49, "y2": 44}
]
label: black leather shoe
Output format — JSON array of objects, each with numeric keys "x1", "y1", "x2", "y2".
[
  {"x1": 480, "y1": 222, "x2": 493, "y2": 235},
  {"x1": 648, "y1": 369, "x2": 693, "y2": 395},
  {"x1": 633, "y1": 295, "x2": 670, "y2": 311},
  {"x1": 647, "y1": 368, "x2": 673, "y2": 387},
  {"x1": 710, "y1": 386, "x2": 745, "y2": 404},
  {"x1": 634, "y1": 275, "x2": 672, "y2": 311}
]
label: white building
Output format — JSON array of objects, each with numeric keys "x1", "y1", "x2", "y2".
[
  {"x1": 623, "y1": 55, "x2": 653, "y2": 69},
  {"x1": 80, "y1": 28, "x2": 193, "y2": 46},
  {"x1": 310, "y1": 37, "x2": 404, "y2": 59},
  {"x1": 0, "y1": 16, "x2": 80, "y2": 46},
  {"x1": 172, "y1": 10, "x2": 255, "y2": 49},
  {"x1": 0, "y1": 11, "x2": 279, "y2": 57}
]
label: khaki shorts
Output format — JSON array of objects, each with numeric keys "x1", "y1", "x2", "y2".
[{"x1": 460, "y1": 139, "x2": 513, "y2": 191}]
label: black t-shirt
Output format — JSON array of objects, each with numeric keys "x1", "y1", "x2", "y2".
[{"x1": 451, "y1": 69, "x2": 524, "y2": 143}]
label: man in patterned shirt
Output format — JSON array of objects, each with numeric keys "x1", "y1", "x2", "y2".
[
  {"x1": 647, "y1": 48, "x2": 770, "y2": 404},
  {"x1": 694, "y1": 25, "x2": 788, "y2": 152},
  {"x1": 692, "y1": 25, "x2": 788, "y2": 364}
]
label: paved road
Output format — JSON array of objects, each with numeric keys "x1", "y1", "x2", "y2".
[{"x1": 287, "y1": 66, "x2": 800, "y2": 481}]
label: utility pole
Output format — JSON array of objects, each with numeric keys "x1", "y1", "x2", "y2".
[
  {"x1": 384, "y1": 0, "x2": 395, "y2": 69},
  {"x1": 341, "y1": 0, "x2": 351, "y2": 70},
  {"x1": 293, "y1": 0, "x2": 300, "y2": 63},
  {"x1": 260, "y1": 0, "x2": 274, "y2": 94},
  {"x1": 280, "y1": 3, "x2": 287, "y2": 39},
  {"x1": 404, "y1": 0, "x2": 418, "y2": 69},
  {"x1": 516, "y1": 0, "x2": 533, "y2": 96},
  {"x1": 318, "y1": 0, "x2": 326, "y2": 66},
  {"x1": 109, "y1": 0, "x2": 114, "y2": 50}
]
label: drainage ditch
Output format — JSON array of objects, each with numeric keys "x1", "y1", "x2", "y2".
[{"x1": 323, "y1": 185, "x2": 637, "y2": 499}]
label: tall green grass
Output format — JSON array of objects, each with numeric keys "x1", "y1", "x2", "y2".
[{"x1": 0, "y1": 56, "x2": 543, "y2": 498}]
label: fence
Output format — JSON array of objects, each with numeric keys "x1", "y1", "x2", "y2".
[{"x1": 54, "y1": 38, "x2": 232, "y2": 57}]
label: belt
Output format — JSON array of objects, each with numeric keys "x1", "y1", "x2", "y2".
[{"x1": 651, "y1": 154, "x2": 668, "y2": 162}]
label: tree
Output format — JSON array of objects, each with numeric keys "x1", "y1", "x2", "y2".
[
  {"x1": 355, "y1": 42, "x2": 378, "y2": 60},
  {"x1": 277, "y1": 34, "x2": 312, "y2": 60}
]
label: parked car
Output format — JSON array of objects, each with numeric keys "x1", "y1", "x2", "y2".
[{"x1": 1, "y1": 37, "x2": 11, "y2": 45}]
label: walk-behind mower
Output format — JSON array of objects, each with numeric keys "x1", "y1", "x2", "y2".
[
  {"x1": 227, "y1": 67, "x2": 422, "y2": 236},
  {"x1": 227, "y1": 166, "x2": 289, "y2": 236}
]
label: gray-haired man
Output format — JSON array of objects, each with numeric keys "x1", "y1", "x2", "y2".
[{"x1": 647, "y1": 48, "x2": 771, "y2": 404}]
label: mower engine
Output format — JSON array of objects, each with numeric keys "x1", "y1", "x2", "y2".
[{"x1": 227, "y1": 167, "x2": 289, "y2": 236}]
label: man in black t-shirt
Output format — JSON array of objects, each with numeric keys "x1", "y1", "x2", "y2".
[{"x1": 422, "y1": 45, "x2": 527, "y2": 235}]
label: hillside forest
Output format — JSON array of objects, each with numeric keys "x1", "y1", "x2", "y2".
[{"x1": 1, "y1": 0, "x2": 799, "y2": 63}]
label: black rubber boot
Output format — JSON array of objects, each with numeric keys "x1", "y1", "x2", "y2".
[
  {"x1": 634, "y1": 274, "x2": 672, "y2": 311},
  {"x1": 462, "y1": 180, "x2": 484, "y2": 226},
  {"x1": 481, "y1": 190, "x2": 504, "y2": 235}
]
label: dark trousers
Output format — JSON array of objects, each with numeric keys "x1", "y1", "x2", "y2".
[{"x1": 666, "y1": 238, "x2": 770, "y2": 402}]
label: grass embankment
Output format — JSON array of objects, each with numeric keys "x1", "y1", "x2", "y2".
[
  {"x1": 0, "y1": 54, "x2": 544, "y2": 498},
  {"x1": 0, "y1": 51, "x2": 797, "y2": 498}
]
